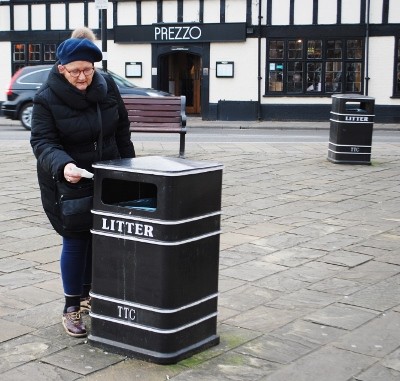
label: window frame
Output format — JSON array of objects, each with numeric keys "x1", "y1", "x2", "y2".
[
  {"x1": 265, "y1": 37, "x2": 364, "y2": 96},
  {"x1": 11, "y1": 42, "x2": 57, "y2": 74}
]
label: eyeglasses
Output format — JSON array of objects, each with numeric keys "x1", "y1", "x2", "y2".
[{"x1": 63, "y1": 66, "x2": 95, "y2": 78}]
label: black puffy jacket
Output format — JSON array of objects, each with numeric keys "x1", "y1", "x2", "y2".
[{"x1": 30, "y1": 64, "x2": 135, "y2": 237}]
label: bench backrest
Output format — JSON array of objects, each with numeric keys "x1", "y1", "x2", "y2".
[{"x1": 122, "y1": 95, "x2": 187, "y2": 131}]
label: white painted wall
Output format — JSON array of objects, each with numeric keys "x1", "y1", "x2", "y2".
[
  {"x1": 117, "y1": 2, "x2": 137, "y2": 25},
  {"x1": 183, "y1": 0, "x2": 200, "y2": 23},
  {"x1": 163, "y1": 0, "x2": 178, "y2": 23},
  {"x1": 13, "y1": 5, "x2": 29, "y2": 30},
  {"x1": 368, "y1": 37, "x2": 400, "y2": 105},
  {"x1": 31, "y1": 4, "x2": 46, "y2": 30},
  {"x1": 369, "y1": 0, "x2": 383, "y2": 24},
  {"x1": 341, "y1": 0, "x2": 361, "y2": 24},
  {"x1": 0, "y1": 42, "x2": 12, "y2": 102},
  {"x1": 51, "y1": 4, "x2": 66, "y2": 30},
  {"x1": 203, "y1": 0, "x2": 220, "y2": 23},
  {"x1": 318, "y1": 0, "x2": 337, "y2": 24},
  {"x1": 388, "y1": 0, "x2": 400, "y2": 23},
  {"x1": 294, "y1": 0, "x2": 313, "y2": 25},
  {"x1": 69, "y1": 4, "x2": 85, "y2": 30},
  {"x1": 209, "y1": 40, "x2": 259, "y2": 102},
  {"x1": 225, "y1": 0, "x2": 247, "y2": 23},
  {"x1": 141, "y1": 1, "x2": 158, "y2": 24},
  {"x1": 0, "y1": 5, "x2": 10, "y2": 31},
  {"x1": 271, "y1": 0, "x2": 290, "y2": 25}
]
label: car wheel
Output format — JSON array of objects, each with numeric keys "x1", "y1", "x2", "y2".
[{"x1": 20, "y1": 102, "x2": 33, "y2": 130}]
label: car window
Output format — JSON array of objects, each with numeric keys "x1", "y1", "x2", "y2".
[
  {"x1": 17, "y1": 68, "x2": 51, "y2": 86},
  {"x1": 106, "y1": 70, "x2": 138, "y2": 88}
]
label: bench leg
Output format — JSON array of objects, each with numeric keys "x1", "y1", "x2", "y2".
[{"x1": 179, "y1": 132, "x2": 186, "y2": 158}]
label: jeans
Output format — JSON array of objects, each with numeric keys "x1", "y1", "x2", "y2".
[{"x1": 60, "y1": 235, "x2": 92, "y2": 296}]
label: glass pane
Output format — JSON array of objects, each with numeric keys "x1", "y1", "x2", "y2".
[
  {"x1": 44, "y1": 44, "x2": 57, "y2": 62},
  {"x1": 327, "y1": 40, "x2": 342, "y2": 59},
  {"x1": 269, "y1": 40, "x2": 284, "y2": 59},
  {"x1": 288, "y1": 40, "x2": 303, "y2": 59},
  {"x1": 28, "y1": 44, "x2": 41, "y2": 62},
  {"x1": 307, "y1": 63, "x2": 322, "y2": 92},
  {"x1": 13, "y1": 44, "x2": 25, "y2": 62},
  {"x1": 347, "y1": 39, "x2": 363, "y2": 59},
  {"x1": 269, "y1": 62, "x2": 284, "y2": 92},
  {"x1": 325, "y1": 61, "x2": 342, "y2": 92},
  {"x1": 307, "y1": 40, "x2": 322, "y2": 59},
  {"x1": 346, "y1": 62, "x2": 362, "y2": 92},
  {"x1": 287, "y1": 61, "x2": 303, "y2": 93}
]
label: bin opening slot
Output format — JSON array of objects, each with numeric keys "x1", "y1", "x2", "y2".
[
  {"x1": 101, "y1": 179, "x2": 157, "y2": 211},
  {"x1": 345, "y1": 101, "x2": 367, "y2": 114}
]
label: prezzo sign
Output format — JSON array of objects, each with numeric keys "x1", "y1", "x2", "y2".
[
  {"x1": 115, "y1": 23, "x2": 246, "y2": 44},
  {"x1": 155, "y1": 25, "x2": 202, "y2": 41}
]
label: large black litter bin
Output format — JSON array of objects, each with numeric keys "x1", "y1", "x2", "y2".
[
  {"x1": 328, "y1": 94, "x2": 375, "y2": 164},
  {"x1": 88, "y1": 156, "x2": 223, "y2": 364}
]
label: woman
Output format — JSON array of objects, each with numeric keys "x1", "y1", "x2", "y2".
[{"x1": 30, "y1": 38, "x2": 135, "y2": 337}]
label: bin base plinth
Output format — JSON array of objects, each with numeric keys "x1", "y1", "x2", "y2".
[{"x1": 88, "y1": 334, "x2": 220, "y2": 365}]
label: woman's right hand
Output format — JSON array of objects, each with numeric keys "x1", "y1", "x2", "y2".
[{"x1": 64, "y1": 163, "x2": 82, "y2": 183}]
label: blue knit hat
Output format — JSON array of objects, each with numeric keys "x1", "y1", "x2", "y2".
[{"x1": 57, "y1": 38, "x2": 102, "y2": 65}]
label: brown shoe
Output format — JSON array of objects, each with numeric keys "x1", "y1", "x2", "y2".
[
  {"x1": 80, "y1": 296, "x2": 91, "y2": 315},
  {"x1": 62, "y1": 306, "x2": 87, "y2": 337}
]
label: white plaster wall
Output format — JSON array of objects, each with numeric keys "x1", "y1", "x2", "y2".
[
  {"x1": 388, "y1": 0, "x2": 400, "y2": 23},
  {"x1": 204, "y1": 0, "x2": 221, "y2": 23},
  {"x1": 87, "y1": 2, "x2": 102, "y2": 29},
  {"x1": 13, "y1": 5, "x2": 29, "y2": 30},
  {"x1": 369, "y1": 0, "x2": 383, "y2": 24},
  {"x1": 368, "y1": 37, "x2": 400, "y2": 105},
  {"x1": 104, "y1": 43, "x2": 153, "y2": 88},
  {"x1": 341, "y1": 0, "x2": 361, "y2": 24},
  {"x1": 51, "y1": 4, "x2": 66, "y2": 30},
  {"x1": 118, "y1": 2, "x2": 137, "y2": 25},
  {"x1": 225, "y1": 0, "x2": 247, "y2": 23},
  {"x1": 163, "y1": 0, "x2": 178, "y2": 23},
  {"x1": 0, "y1": 5, "x2": 10, "y2": 31},
  {"x1": 0, "y1": 42, "x2": 12, "y2": 102},
  {"x1": 69, "y1": 4, "x2": 85, "y2": 29},
  {"x1": 209, "y1": 40, "x2": 258, "y2": 102},
  {"x1": 318, "y1": 0, "x2": 337, "y2": 24},
  {"x1": 271, "y1": 0, "x2": 290, "y2": 25},
  {"x1": 31, "y1": 4, "x2": 46, "y2": 30},
  {"x1": 142, "y1": 1, "x2": 157, "y2": 24},
  {"x1": 294, "y1": 0, "x2": 313, "y2": 25},
  {"x1": 183, "y1": 0, "x2": 200, "y2": 22}
]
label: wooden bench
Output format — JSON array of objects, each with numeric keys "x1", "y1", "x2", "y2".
[{"x1": 122, "y1": 95, "x2": 187, "y2": 158}]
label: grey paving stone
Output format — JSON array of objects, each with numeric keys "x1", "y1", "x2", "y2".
[
  {"x1": 0, "y1": 268, "x2": 58, "y2": 289},
  {"x1": 344, "y1": 276, "x2": 400, "y2": 311},
  {"x1": 258, "y1": 346, "x2": 377, "y2": 381},
  {"x1": 0, "y1": 257, "x2": 38, "y2": 273},
  {"x1": 42, "y1": 344, "x2": 125, "y2": 376},
  {"x1": 354, "y1": 363, "x2": 400, "y2": 381},
  {"x1": 0, "y1": 334, "x2": 66, "y2": 372},
  {"x1": 260, "y1": 246, "x2": 327, "y2": 267},
  {"x1": 220, "y1": 260, "x2": 286, "y2": 282},
  {"x1": 219, "y1": 284, "x2": 281, "y2": 312},
  {"x1": 318, "y1": 249, "x2": 373, "y2": 267},
  {"x1": 0, "y1": 318, "x2": 34, "y2": 342},
  {"x1": 304, "y1": 303, "x2": 379, "y2": 330},
  {"x1": 270, "y1": 320, "x2": 346, "y2": 346},
  {"x1": 333, "y1": 311, "x2": 400, "y2": 357},
  {"x1": 307, "y1": 277, "x2": 365, "y2": 296}
]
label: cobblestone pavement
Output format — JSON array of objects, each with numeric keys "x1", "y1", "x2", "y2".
[{"x1": 1, "y1": 129, "x2": 400, "y2": 380}]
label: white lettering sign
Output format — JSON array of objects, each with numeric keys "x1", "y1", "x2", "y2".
[
  {"x1": 344, "y1": 116, "x2": 369, "y2": 122},
  {"x1": 154, "y1": 26, "x2": 202, "y2": 41},
  {"x1": 117, "y1": 305, "x2": 136, "y2": 321},
  {"x1": 101, "y1": 217, "x2": 154, "y2": 237}
]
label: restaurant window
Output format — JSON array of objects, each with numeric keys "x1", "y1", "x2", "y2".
[
  {"x1": 267, "y1": 38, "x2": 364, "y2": 95},
  {"x1": 11, "y1": 42, "x2": 57, "y2": 74}
]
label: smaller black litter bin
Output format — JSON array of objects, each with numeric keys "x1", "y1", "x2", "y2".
[
  {"x1": 328, "y1": 94, "x2": 375, "y2": 164},
  {"x1": 88, "y1": 156, "x2": 223, "y2": 364}
]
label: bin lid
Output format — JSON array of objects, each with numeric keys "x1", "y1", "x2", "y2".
[
  {"x1": 331, "y1": 93, "x2": 375, "y2": 101},
  {"x1": 93, "y1": 156, "x2": 224, "y2": 176}
]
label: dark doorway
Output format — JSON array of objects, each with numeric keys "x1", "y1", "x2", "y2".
[{"x1": 159, "y1": 52, "x2": 202, "y2": 115}]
